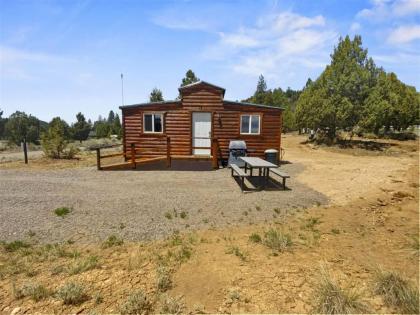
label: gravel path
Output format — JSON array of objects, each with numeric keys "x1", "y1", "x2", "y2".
[{"x1": 0, "y1": 161, "x2": 327, "y2": 243}]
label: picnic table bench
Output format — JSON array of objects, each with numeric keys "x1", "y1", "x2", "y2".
[
  {"x1": 230, "y1": 157, "x2": 291, "y2": 191},
  {"x1": 230, "y1": 164, "x2": 249, "y2": 191},
  {"x1": 269, "y1": 168, "x2": 290, "y2": 189}
]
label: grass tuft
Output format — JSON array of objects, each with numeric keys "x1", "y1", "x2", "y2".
[
  {"x1": 56, "y1": 282, "x2": 88, "y2": 305},
  {"x1": 67, "y1": 255, "x2": 99, "y2": 275},
  {"x1": 226, "y1": 245, "x2": 248, "y2": 261},
  {"x1": 249, "y1": 233, "x2": 262, "y2": 243},
  {"x1": 263, "y1": 229, "x2": 292, "y2": 252},
  {"x1": 101, "y1": 235, "x2": 123, "y2": 248},
  {"x1": 180, "y1": 211, "x2": 188, "y2": 219},
  {"x1": 303, "y1": 216, "x2": 322, "y2": 230},
  {"x1": 2, "y1": 240, "x2": 31, "y2": 252},
  {"x1": 313, "y1": 265, "x2": 368, "y2": 314},
  {"x1": 373, "y1": 269, "x2": 419, "y2": 314},
  {"x1": 54, "y1": 207, "x2": 71, "y2": 217},
  {"x1": 119, "y1": 290, "x2": 152, "y2": 315}
]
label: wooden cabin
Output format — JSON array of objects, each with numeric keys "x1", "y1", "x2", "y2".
[{"x1": 119, "y1": 81, "x2": 283, "y2": 166}]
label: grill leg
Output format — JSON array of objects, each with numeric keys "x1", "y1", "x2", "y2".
[
  {"x1": 241, "y1": 177, "x2": 244, "y2": 192},
  {"x1": 283, "y1": 177, "x2": 286, "y2": 190}
]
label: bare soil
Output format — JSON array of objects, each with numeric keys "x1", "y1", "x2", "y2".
[{"x1": 0, "y1": 134, "x2": 418, "y2": 314}]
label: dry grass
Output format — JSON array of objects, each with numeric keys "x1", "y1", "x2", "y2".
[
  {"x1": 263, "y1": 229, "x2": 292, "y2": 252},
  {"x1": 67, "y1": 255, "x2": 99, "y2": 275},
  {"x1": 312, "y1": 264, "x2": 369, "y2": 314},
  {"x1": 373, "y1": 269, "x2": 419, "y2": 314},
  {"x1": 12, "y1": 282, "x2": 50, "y2": 301}
]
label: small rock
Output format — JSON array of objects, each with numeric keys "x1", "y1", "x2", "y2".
[{"x1": 11, "y1": 307, "x2": 21, "y2": 315}]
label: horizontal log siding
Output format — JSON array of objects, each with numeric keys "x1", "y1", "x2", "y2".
[{"x1": 122, "y1": 85, "x2": 282, "y2": 160}]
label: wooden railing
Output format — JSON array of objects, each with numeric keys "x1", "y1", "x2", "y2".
[{"x1": 96, "y1": 137, "x2": 220, "y2": 170}]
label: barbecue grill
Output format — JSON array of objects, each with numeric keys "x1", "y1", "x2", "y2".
[{"x1": 228, "y1": 140, "x2": 247, "y2": 167}]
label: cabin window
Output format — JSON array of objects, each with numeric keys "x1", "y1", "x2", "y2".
[
  {"x1": 143, "y1": 113, "x2": 163, "y2": 133},
  {"x1": 240, "y1": 114, "x2": 260, "y2": 135}
]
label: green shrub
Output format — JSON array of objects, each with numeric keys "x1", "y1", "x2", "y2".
[
  {"x1": 160, "y1": 295, "x2": 185, "y2": 314},
  {"x1": 313, "y1": 265, "x2": 368, "y2": 313},
  {"x1": 180, "y1": 211, "x2": 188, "y2": 219},
  {"x1": 54, "y1": 207, "x2": 71, "y2": 217},
  {"x1": 20, "y1": 282, "x2": 50, "y2": 301},
  {"x1": 263, "y1": 229, "x2": 292, "y2": 252},
  {"x1": 119, "y1": 290, "x2": 152, "y2": 314},
  {"x1": 56, "y1": 282, "x2": 87, "y2": 305},
  {"x1": 156, "y1": 266, "x2": 172, "y2": 292},
  {"x1": 41, "y1": 117, "x2": 79, "y2": 159},
  {"x1": 373, "y1": 269, "x2": 419, "y2": 314}
]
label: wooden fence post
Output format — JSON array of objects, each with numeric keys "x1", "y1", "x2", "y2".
[
  {"x1": 96, "y1": 148, "x2": 101, "y2": 170},
  {"x1": 211, "y1": 138, "x2": 219, "y2": 169},
  {"x1": 166, "y1": 137, "x2": 171, "y2": 168},
  {"x1": 23, "y1": 138, "x2": 28, "y2": 164},
  {"x1": 131, "y1": 143, "x2": 136, "y2": 169}
]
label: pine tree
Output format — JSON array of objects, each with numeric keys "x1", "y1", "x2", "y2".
[
  {"x1": 296, "y1": 35, "x2": 379, "y2": 139},
  {"x1": 180, "y1": 70, "x2": 199, "y2": 87},
  {"x1": 149, "y1": 88, "x2": 164, "y2": 102},
  {"x1": 71, "y1": 112, "x2": 91, "y2": 143},
  {"x1": 254, "y1": 75, "x2": 268, "y2": 104}
]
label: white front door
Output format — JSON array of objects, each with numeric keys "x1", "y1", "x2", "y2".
[{"x1": 192, "y1": 112, "x2": 212, "y2": 155}]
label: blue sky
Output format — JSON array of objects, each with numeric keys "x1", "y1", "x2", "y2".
[{"x1": 1, "y1": 0, "x2": 419, "y2": 122}]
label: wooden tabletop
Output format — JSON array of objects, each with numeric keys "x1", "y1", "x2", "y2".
[{"x1": 240, "y1": 156, "x2": 278, "y2": 168}]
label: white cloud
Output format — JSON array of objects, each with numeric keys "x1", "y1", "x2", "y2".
[
  {"x1": 219, "y1": 32, "x2": 260, "y2": 48},
  {"x1": 357, "y1": 0, "x2": 420, "y2": 20},
  {"x1": 0, "y1": 46, "x2": 71, "y2": 64},
  {"x1": 350, "y1": 22, "x2": 361, "y2": 32},
  {"x1": 387, "y1": 24, "x2": 420, "y2": 43},
  {"x1": 202, "y1": 11, "x2": 336, "y2": 82},
  {"x1": 152, "y1": 15, "x2": 212, "y2": 31}
]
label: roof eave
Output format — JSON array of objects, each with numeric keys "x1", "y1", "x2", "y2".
[
  {"x1": 119, "y1": 100, "x2": 181, "y2": 110},
  {"x1": 224, "y1": 100, "x2": 285, "y2": 110}
]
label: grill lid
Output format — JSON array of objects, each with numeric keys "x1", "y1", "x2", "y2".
[{"x1": 229, "y1": 140, "x2": 247, "y2": 150}]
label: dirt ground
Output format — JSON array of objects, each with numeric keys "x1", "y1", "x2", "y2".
[{"x1": 0, "y1": 134, "x2": 418, "y2": 314}]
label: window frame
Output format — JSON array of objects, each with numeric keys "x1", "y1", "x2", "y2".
[
  {"x1": 240, "y1": 114, "x2": 261, "y2": 135},
  {"x1": 143, "y1": 112, "x2": 164, "y2": 134}
]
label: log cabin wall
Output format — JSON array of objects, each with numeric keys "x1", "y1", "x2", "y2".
[{"x1": 121, "y1": 82, "x2": 282, "y2": 160}]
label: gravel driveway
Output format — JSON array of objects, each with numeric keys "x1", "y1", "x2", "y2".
[{"x1": 0, "y1": 161, "x2": 327, "y2": 243}]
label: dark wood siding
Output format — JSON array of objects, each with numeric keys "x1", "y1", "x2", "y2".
[{"x1": 122, "y1": 83, "x2": 282, "y2": 160}]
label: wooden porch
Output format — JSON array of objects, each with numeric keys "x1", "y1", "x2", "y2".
[{"x1": 96, "y1": 137, "x2": 221, "y2": 171}]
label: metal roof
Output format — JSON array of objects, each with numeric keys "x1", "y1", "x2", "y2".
[
  {"x1": 178, "y1": 81, "x2": 226, "y2": 96},
  {"x1": 224, "y1": 100, "x2": 284, "y2": 110},
  {"x1": 119, "y1": 100, "x2": 181, "y2": 109}
]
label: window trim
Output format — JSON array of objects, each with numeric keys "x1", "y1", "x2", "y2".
[
  {"x1": 143, "y1": 112, "x2": 164, "y2": 134},
  {"x1": 240, "y1": 114, "x2": 261, "y2": 135}
]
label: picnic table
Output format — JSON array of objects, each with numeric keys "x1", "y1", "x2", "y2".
[{"x1": 239, "y1": 156, "x2": 278, "y2": 188}]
